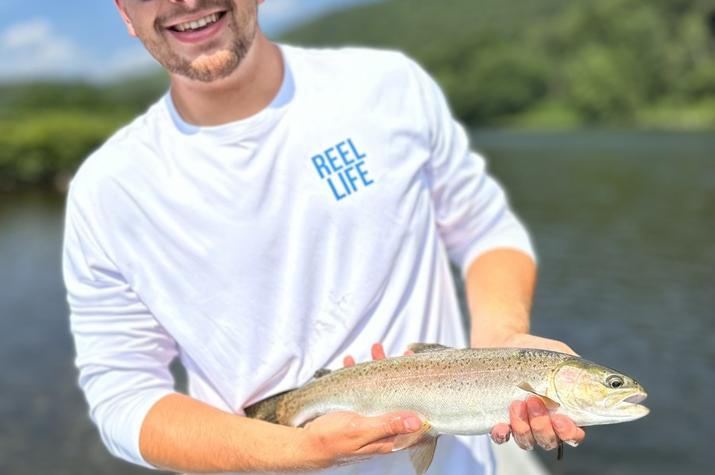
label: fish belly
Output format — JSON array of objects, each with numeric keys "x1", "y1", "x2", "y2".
[{"x1": 290, "y1": 385, "x2": 516, "y2": 436}]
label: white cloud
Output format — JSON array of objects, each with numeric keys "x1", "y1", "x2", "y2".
[
  {"x1": 1, "y1": 18, "x2": 52, "y2": 49},
  {"x1": 1, "y1": 18, "x2": 87, "y2": 79},
  {"x1": 0, "y1": 18, "x2": 158, "y2": 81},
  {"x1": 0, "y1": 1, "x2": 382, "y2": 82},
  {"x1": 0, "y1": 18, "x2": 82, "y2": 78}
]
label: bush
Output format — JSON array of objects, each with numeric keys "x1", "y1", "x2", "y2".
[{"x1": 0, "y1": 112, "x2": 130, "y2": 190}]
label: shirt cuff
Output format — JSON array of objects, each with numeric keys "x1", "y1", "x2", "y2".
[
  {"x1": 459, "y1": 230, "x2": 537, "y2": 279},
  {"x1": 105, "y1": 389, "x2": 176, "y2": 469}
]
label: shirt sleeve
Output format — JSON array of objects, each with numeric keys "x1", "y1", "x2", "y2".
[
  {"x1": 62, "y1": 183, "x2": 178, "y2": 468},
  {"x1": 408, "y1": 59, "x2": 536, "y2": 275}
]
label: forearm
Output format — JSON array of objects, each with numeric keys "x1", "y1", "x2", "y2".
[
  {"x1": 139, "y1": 393, "x2": 320, "y2": 473},
  {"x1": 467, "y1": 252, "x2": 586, "y2": 450},
  {"x1": 465, "y1": 249, "x2": 536, "y2": 347}
]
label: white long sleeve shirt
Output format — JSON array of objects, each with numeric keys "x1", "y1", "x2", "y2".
[{"x1": 63, "y1": 45, "x2": 534, "y2": 474}]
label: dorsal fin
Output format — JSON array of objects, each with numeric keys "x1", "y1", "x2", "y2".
[
  {"x1": 408, "y1": 343, "x2": 451, "y2": 354},
  {"x1": 313, "y1": 368, "x2": 332, "y2": 379},
  {"x1": 517, "y1": 382, "x2": 561, "y2": 410}
]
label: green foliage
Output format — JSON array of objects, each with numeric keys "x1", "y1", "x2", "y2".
[
  {"x1": 0, "y1": 112, "x2": 132, "y2": 190},
  {"x1": 2, "y1": 0, "x2": 715, "y2": 190},
  {"x1": 285, "y1": 0, "x2": 715, "y2": 129},
  {"x1": 0, "y1": 71, "x2": 167, "y2": 190},
  {"x1": 446, "y1": 45, "x2": 550, "y2": 124}
]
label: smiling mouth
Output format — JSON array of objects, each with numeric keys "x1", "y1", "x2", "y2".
[{"x1": 168, "y1": 11, "x2": 227, "y2": 33}]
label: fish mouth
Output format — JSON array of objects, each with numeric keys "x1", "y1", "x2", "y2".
[
  {"x1": 615, "y1": 391, "x2": 650, "y2": 418},
  {"x1": 622, "y1": 392, "x2": 647, "y2": 405}
]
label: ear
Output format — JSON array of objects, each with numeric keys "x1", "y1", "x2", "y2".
[{"x1": 114, "y1": 0, "x2": 138, "y2": 37}]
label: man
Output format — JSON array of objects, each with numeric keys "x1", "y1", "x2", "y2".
[{"x1": 63, "y1": 0, "x2": 585, "y2": 473}]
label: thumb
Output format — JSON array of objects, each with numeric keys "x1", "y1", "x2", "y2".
[{"x1": 356, "y1": 411, "x2": 422, "y2": 445}]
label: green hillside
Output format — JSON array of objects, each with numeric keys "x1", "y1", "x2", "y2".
[
  {"x1": 284, "y1": 0, "x2": 715, "y2": 129},
  {"x1": 1, "y1": 0, "x2": 714, "y2": 191},
  {"x1": 0, "y1": 72, "x2": 168, "y2": 191}
]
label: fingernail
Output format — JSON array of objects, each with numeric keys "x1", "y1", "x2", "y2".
[
  {"x1": 404, "y1": 416, "x2": 421, "y2": 431},
  {"x1": 527, "y1": 398, "x2": 546, "y2": 416},
  {"x1": 564, "y1": 439, "x2": 580, "y2": 448}
]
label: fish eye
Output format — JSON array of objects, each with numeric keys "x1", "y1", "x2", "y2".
[{"x1": 606, "y1": 375, "x2": 625, "y2": 389}]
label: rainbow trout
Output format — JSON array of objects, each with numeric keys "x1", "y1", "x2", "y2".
[{"x1": 245, "y1": 344, "x2": 649, "y2": 474}]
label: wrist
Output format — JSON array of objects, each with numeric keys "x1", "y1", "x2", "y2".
[{"x1": 294, "y1": 427, "x2": 332, "y2": 470}]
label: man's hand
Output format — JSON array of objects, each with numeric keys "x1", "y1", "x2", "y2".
[
  {"x1": 463, "y1": 250, "x2": 586, "y2": 452},
  {"x1": 300, "y1": 410, "x2": 422, "y2": 468},
  {"x1": 490, "y1": 398, "x2": 585, "y2": 451},
  {"x1": 295, "y1": 343, "x2": 423, "y2": 469},
  {"x1": 483, "y1": 333, "x2": 586, "y2": 451}
]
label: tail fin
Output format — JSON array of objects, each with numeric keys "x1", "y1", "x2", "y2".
[{"x1": 244, "y1": 389, "x2": 294, "y2": 424}]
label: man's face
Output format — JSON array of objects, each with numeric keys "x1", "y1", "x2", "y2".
[{"x1": 115, "y1": 0, "x2": 262, "y2": 82}]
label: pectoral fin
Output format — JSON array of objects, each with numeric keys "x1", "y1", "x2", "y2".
[
  {"x1": 408, "y1": 434, "x2": 439, "y2": 475},
  {"x1": 408, "y1": 343, "x2": 451, "y2": 354},
  {"x1": 517, "y1": 382, "x2": 561, "y2": 410},
  {"x1": 393, "y1": 421, "x2": 433, "y2": 451},
  {"x1": 392, "y1": 422, "x2": 439, "y2": 474}
]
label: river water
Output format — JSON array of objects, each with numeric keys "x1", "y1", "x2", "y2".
[{"x1": 0, "y1": 131, "x2": 712, "y2": 474}]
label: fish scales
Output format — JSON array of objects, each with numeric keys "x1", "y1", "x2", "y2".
[{"x1": 272, "y1": 348, "x2": 574, "y2": 434}]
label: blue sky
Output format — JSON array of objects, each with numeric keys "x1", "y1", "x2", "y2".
[{"x1": 0, "y1": 0, "x2": 378, "y2": 82}]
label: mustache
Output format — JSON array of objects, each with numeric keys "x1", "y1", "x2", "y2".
[{"x1": 156, "y1": 0, "x2": 234, "y2": 26}]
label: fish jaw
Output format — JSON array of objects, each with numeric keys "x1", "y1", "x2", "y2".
[
  {"x1": 567, "y1": 395, "x2": 649, "y2": 426},
  {"x1": 553, "y1": 360, "x2": 650, "y2": 426},
  {"x1": 589, "y1": 390, "x2": 650, "y2": 425}
]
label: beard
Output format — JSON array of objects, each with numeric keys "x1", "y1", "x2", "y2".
[{"x1": 142, "y1": 1, "x2": 258, "y2": 82}]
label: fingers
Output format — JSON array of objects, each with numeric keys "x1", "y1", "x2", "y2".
[
  {"x1": 508, "y1": 398, "x2": 586, "y2": 452},
  {"x1": 355, "y1": 412, "x2": 422, "y2": 449},
  {"x1": 557, "y1": 343, "x2": 579, "y2": 357},
  {"x1": 526, "y1": 398, "x2": 559, "y2": 451},
  {"x1": 551, "y1": 414, "x2": 586, "y2": 447},
  {"x1": 371, "y1": 343, "x2": 386, "y2": 360},
  {"x1": 344, "y1": 343, "x2": 394, "y2": 368},
  {"x1": 303, "y1": 410, "x2": 425, "y2": 468},
  {"x1": 490, "y1": 423, "x2": 511, "y2": 444},
  {"x1": 344, "y1": 343, "x2": 412, "y2": 369},
  {"x1": 509, "y1": 400, "x2": 535, "y2": 450}
]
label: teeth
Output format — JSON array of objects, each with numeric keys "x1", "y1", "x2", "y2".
[{"x1": 174, "y1": 13, "x2": 220, "y2": 32}]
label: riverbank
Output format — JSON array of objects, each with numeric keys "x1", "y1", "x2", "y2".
[{"x1": 2, "y1": 120, "x2": 715, "y2": 193}]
